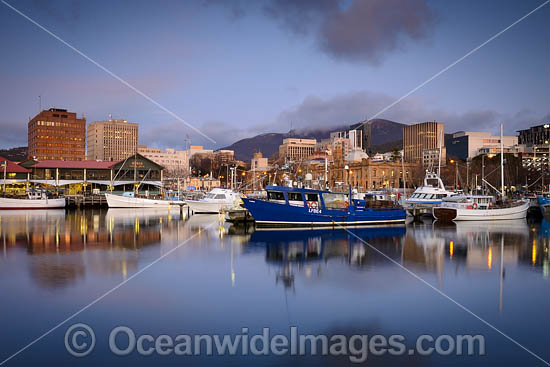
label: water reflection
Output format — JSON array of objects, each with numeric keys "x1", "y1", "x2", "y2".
[
  {"x1": 245, "y1": 226, "x2": 406, "y2": 288},
  {"x1": 0, "y1": 209, "x2": 181, "y2": 289},
  {"x1": 0, "y1": 210, "x2": 549, "y2": 365}
]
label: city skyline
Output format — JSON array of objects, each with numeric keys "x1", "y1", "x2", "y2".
[{"x1": 0, "y1": 0, "x2": 548, "y2": 151}]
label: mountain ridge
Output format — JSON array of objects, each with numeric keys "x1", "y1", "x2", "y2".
[{"x1": 221, "y1": 119, "x2": 406, "y2": 161}]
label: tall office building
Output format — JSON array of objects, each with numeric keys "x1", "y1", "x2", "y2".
[
  {"x1": 87, "y1": 118, "x2": 138, "y2": 161},
  {"x1": 349, "y1": 120, "x2": 372, "y2": 154},
  {"x1": 517, "y1": 123, "x2": 550, "y2": 146},
  {"x1": 28, "y1": 108, "x2": 86, "y2": 161},
  {"x1": 403, "y1": 122, "x2": 444, "y2": 163}
]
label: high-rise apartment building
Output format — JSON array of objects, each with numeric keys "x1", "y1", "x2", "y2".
[
  {"x1": 403, "y1": 122, "x2": 444, "y2": 163},
  {"x1": 87, "y1": 118, "x2": 138, "y2": 161},
  {"x1": 28, "y1": 108, "x2": 86, "y2": 161}
]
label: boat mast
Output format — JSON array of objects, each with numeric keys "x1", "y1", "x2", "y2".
[
  {"x1": 324, "y1": 151, "x2": 329, "y2": 190},
  {"x1": 133, "y1": 152, "x2": 137, "y2": 194},
  {"x1": 500, "y1": 123, "x2": 505, "y2": 198},
  {"x1": 401, "y1": 152, "x2": 407, "y2": 198},
  {"x1": 438, "y1": 128, "x2": 442, "y2": 177}
]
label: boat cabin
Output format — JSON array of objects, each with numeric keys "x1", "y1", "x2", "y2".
[
  {"x1": 442, "y1": 195, "x2": 495, "y2": 209},
  {"x1": 203, "y1": 188, "x2": 240, "y2": 202},
  {"x1": 264, "y1": 185, "x2": 400, "y2": 211}
]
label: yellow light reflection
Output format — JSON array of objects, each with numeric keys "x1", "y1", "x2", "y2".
[
  {"x1": 532, "y1": 243, "x2": 537, "y2": 265},
  {"x1": 122, "y1": 261, "x2": 127, "y2": 280},
  {"x1": 488, "y1": 247, "x2": 493, "y2": 270},
  {"x1": 449, "y1": 241, "x2": 454, "y2": 259}
]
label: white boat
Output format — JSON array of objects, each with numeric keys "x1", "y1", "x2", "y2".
[
  {"x1": 404, "y1": 172, "x2": 455, "y2": 217},
  {"x1": 185, "y1": 188, "x2": 242, "y2": 214},
  {"x1": 0, "y1": 191, "x2": 65, "y2": 209},
  {"x1": 105, "y1": 192, "x2": 181, "y2": 208},
  {"x1": 432, "y1": 195, "x2": 529, "y2": 221}
]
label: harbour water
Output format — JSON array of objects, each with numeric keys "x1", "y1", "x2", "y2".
[{"x1": 0, "y1": 209, "x2": 549, "y2": 366}]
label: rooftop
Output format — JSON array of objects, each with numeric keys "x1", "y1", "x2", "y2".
[
  {"x1": 0, "y1": 156, "x2": 31, "y2": 173},
  {"x1": 31, "y1": 160, "x2": 120, "y2": 169}
]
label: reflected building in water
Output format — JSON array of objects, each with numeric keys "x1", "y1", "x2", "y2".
[{"x1": 0, "y1": 209, "x2": 172, "y2": 289}]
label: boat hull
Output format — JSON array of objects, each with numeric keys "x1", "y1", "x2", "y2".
[
  {"x1": 404, "y1": 200, "x2": 442, "y2": 217},
  {"x1": 242, "y1": 198, "x2": 406, "y2": 227},
  {"x1": 105, "y1": 193, "x2": 178, "y2": 208},
  {"x1": 0, "y1": 197, "x2": 66, "y2": 209},
  {"x1": 185, "y1": 200, "x2": 234, "y2": 214},
  {"x1": 433, "y1": 201, "x2": 529, "y2": 222}
]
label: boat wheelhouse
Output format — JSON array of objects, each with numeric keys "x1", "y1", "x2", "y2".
[
  {"x1": 241, "y1": 185, "x2": 406, "y2": 227},
  {"x1": 404, "y1": 172, "x2": 455, "y2": 217}
]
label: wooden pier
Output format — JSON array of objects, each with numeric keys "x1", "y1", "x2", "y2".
[{"x1": 66, "y1": 194, "x2": 107, "y2": 207}]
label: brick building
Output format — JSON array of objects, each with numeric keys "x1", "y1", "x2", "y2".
[{"x1": 28, "y1": 108, "x2": 86, "y2": 161}]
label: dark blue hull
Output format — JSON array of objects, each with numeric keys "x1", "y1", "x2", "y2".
[{"x1": 242, "y1": 198, "x2": 406, "y2": 227}]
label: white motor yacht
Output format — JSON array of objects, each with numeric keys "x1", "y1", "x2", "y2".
[
  {"x1": 404, "y1": 172, "x2": 455, "y2": 217},
  {"x1": 185, "y1": 188, "x2": 242, "y2": 214}
]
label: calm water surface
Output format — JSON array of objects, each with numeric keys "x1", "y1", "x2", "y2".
[{"x1": 0, "y1": 209, "x2": 549, "y2": 366}]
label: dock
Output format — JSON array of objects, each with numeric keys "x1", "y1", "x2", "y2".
[{"x1": 66, "y1": 194, "x2": 108, "y2": 207}]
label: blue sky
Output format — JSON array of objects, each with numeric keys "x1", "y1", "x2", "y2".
[{"x1": 0, "y1": 0, "x2": 548, "y2": 150}]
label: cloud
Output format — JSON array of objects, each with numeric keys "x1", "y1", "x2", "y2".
[
  {"x1": 263, "y1": 0, "x2": 436, "y2": 63},
  {"x1": 274, "y1": 90, "x2": 550, "y2": 136},
  {"x1": 0, "y1": 119, "x2": 28, "y2": 148},
  {"x1": 141, "y1": 91, "x2": 550, "y2": 151},
  {"x1": 140, "y1": 119, "x2": 253, "y2": 150}
]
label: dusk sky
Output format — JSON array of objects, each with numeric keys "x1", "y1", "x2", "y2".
[{"x1": 1, "y1": 0, "x2": 548, "y2": 150}]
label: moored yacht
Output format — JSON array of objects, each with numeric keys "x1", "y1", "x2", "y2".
[
  {"x1": 241, "y1": 185, "x2": 406, "y2": 227},
  {"x1": 432, "y1": 195, "x2": 529, "y2": 222},
  {"x1": 105, "y1": 192, "x2": 182, "y2": 208},
  {"x1": 0, "y1": 190, "x2": 66, "y2": 209},
  {"x1": 185, "y1": 188, "x2": 242, "y2": 214},
  {"x1": 404, "y1": 172, "x2": 455, "y2": 217}
]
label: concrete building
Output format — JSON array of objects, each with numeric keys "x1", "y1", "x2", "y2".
[
  {"x1": 316, "y1": 134, "x2": 351, "y2": 160},
  {"x1": 28, "y1": 108, "x2": 86, "y2": 161},
  {"x1": 446, "y1": 131, "x2": 518, "y2": 160},
  {"x1": 137, "y1": 145, "x2": 189, "y2": 177},
  {"x1": 215, "y1": 149, "x2": 235, "y2": 164},
  {"x1": 422, "y1": 147, "x2": 446, "y2": 169},
  {"x1": 309, "y1": 146, "x2": 416, "y2": 190},
  {"x1": 403, "y1": 122, "x2": 444, "y2": 163},
  {"x1": 279, "y1": 138, "x2": 317, "y2": 162},
  {"x1": 87, "y1": 118, "x2": 138, "y2": 161},
  {"x1": 331, "y1": 120, "x2": 372, "y2": 154},
  {"x1": 188, "y1": 145, "x2": 213, "y2": 158},
  {"x1": 518, "y1": 123, "x2": 550, "y2": 146},
  {"x1": 251, "y1": 152, "x2": 269, "y2": 172},
  {"x1": 349, "y1": 120, "x2": 372, "y2": 154}
]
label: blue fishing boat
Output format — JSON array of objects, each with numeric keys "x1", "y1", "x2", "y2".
[
  {"x1": 241, "y1": 185, "x2": 406, "y2": 227},
  {"x1": 537, "y1": 192, "x2": 550, "y2": 216}
]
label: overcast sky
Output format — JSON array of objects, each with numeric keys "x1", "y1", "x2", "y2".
[{"x1": 0, "y1": 0, "x2": 548, "y2": 150}]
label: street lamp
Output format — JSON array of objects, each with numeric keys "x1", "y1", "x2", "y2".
[{"x1": 449, "y1": 159, "x2": 458, "y2": 190}]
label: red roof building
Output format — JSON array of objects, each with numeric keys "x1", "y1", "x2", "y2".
[{"x1": 0, "y1": 156, "x2": 31, "y2": 173}]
